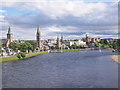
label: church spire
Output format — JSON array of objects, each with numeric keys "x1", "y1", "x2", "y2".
[
  {"x1": 61, "y1": 34, "x2": 63, "y2": 43},
  {"x1": 6, "y1": 26, "x2": 13, "y2": 47},
  {"x1": 36, "y1": 24, "x2": 41, "y2": 49},
  {"x1": 37, "y1": 24, "x2": 40, "y2": 33},
  {"x1": 8, "y1": 26, "x2": 11, "y2": 34},
  {"x1": 86, "y1": 34, "x2": 88, "y2": 38}
]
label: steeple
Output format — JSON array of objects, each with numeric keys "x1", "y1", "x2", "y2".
[
  {"x1": 86, "y1": 34, "x2": 88, "y2": 38},
  {"x1": 57, "y1": 35, "x2": 61, "y2": 48},
  {"x1": 8, "y1": 26, "x2": 11, "y2": 34},
  {"x1": 37, "y1": 24, "x2": 40, "y2": 34},
  {"x1": 57, "y1": 35, "x2": 59, "y2": 40},
  {"x1": 36, "y1": 24, "x2": 41, "y2": 49},
  {"x1": 6, "y1": 26, "x2": 13, "y2": 47},
  {"x1": 61, "y1": 34, "x2": 63, "y2": 43}
]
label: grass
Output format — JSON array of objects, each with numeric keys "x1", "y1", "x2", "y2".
[
  {"x1": 0, "y1": 49, "x2": 88, "y2": 63},
  {"x1": 0, "y1": 52, "x2": 48, "y2": 63},
  {"x1": 112, "y1": 50, "x2": 120, "y2": 54},
  {"x1": 51, "y1": 49, "x2": 87, "y2": 53}
]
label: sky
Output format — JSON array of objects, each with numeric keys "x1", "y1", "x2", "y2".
[{"x1": 0, "y1": 0, "x2": 119, "y2": 40}]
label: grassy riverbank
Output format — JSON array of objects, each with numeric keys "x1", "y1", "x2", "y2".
[
  {"x1": 111, "y1": 55, "x2": 120, "y2": 64},
  {"x1": 51, "y1": 49, "x2": 87, "y2": 53},
  {"x1": 0, "y1": 49, "x2": 88, "y2": 63},
  {"x1": 0, "y1": 52, "x2": 48, "y2": 63}
]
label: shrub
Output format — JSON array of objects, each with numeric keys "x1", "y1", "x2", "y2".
[
  {"x1": 17, "y1": 54, "x2": 22, "y2": 59},
  {"x1": 20, "y1": 52, "x2": 26, "y2": 58},
  {"x1": 17, "y1": 52, "x2": 26, "y2": 59}
]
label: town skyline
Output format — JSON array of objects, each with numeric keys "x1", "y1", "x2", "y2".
[{"x1": 1, "y1": 25, "x2": 118, "y2": 41}]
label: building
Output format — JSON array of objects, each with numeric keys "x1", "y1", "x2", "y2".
[
  {"x1": 67, "y1": 40, "x2": 86, "y2": 47},
  {"x1": 36, "y1": 25, "x2": 41, "y2": 50},
  {"x1": 56, "y1": 35, "x2": 61, "y2": 48},
  {"x1": 6, "y1": 26, "x2": 13, "y2": 48},
  {"x1": 82, "y1": 34, "x2": 101, "y2": 43}
]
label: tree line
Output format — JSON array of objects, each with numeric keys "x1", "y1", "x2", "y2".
[{"x1": 9, "y1": 40, "x2": 37, "y2": 59}]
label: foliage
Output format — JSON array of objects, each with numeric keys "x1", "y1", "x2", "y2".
[
  {"x1": 65, "y1": 47, "x2": 68, "y2": 49},
  {"x1": 50, "y1": 46, "x2": 55, "y2": 50},
  {"x1": 101, "y1": 39, "x2": 109, "y2": 45},
  {"x1": 20, "y1": 52, "x2": 26, "y2": 58},
  {"x1": 25, "y1": 42, "x2": 33, "y2": 53},
  {"x1": 9, "y1": 42, "x2": 20, "y2": 52},
  {"x1": 73, "y1": 39, "x2": 78, "y2": 41},
  {"x1": 19, "y1": 43, "x2": 28, "y2": 52},
  {"x1": 17, "y1": 52, "x2": 26, "y2": 59},
  {"x1": 0, "y1": 42, "x2": 2, "y2": 54},
  {"x1": 26, "y1": 40, "x2": 37, "y2": 51},
  {"x1": 17, "y1": 53, "x2": 22, "y2": 59}
]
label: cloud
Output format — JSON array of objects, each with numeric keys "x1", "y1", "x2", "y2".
[
  {"x1": 0, "y1": 10, "x2": 6, "y2": 13},
  {"x1": 1, "y1": 0, "x2": 118, "y2": 40}
]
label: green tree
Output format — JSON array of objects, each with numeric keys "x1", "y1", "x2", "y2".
[
  {"x1": 65, "y1": 47, "x2": 68, "y2": 49},
  {"x1": 101, "y1": 39, "x2": 109, "y2": 45},
  {"x1": 0, "y1": 42, "x2": 2, "y2": 55},
  {"x1": 25, "y1": 42, "x2": 33, "y2": 53},
  {"x1": 17, "y1": 53, "x2": 22, "y2": 59},
  {"x1": 20, "y1": 52, "x2": 26, "y2": 58},
  {"x1": 26, "y1": 40, "x2": 37, "y2": 51},
  {"x1": 17, "y1": 52, "x2": 26, "y2": 59},
  {"x1": 71, "y1": 45, "x2": 77, "y2": 49},
  {"x1": 50, "y1": 46, "x2": 55, "y2": 50},
  {"x1": 19, "y1": 43, "x2": 28, "y2": 52},
  {"x1": 9, "y1": 42, "x2": 20, "y2": 52},
  {"x1": 116, "y1": 39, "x2": 120, "y2": 50}
]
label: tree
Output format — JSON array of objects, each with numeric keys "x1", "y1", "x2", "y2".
[
  {"x1": 17, "y1": 52, "x2": 26, "y2": 59},
  {"x1": 65, "y1": 47, "x2": 68, "y2": 49},
  {"x1": 25, "y1": 42, "x2": 33, "y2": 53},
  {"x1": 9, "y1": 42, "x2": 20, "y2": 52},
  {"x1": 50, "y1": 46, "x2": 55, "y2": 50},
  {"x1": 20, "y1": 52, "x2": 26, "y2": 58},
  {"x1": 17, "y1": 53, "x2": 22, "y2": 59},
  {"x1": 101, "y1": 39, "x2": 109, "y2": 45},
  {"x1": 26, "y1": 40, "x2": 37, "y2": 52},
  {"x1": 116, "y1": 39, "x2": 120, "y2": 51},
  {"x1": 0, "y1": 42, "x2": 2, "y2": 55},
  {"x1": 71, "y1": 45, "x2": 77, "y2": 49},
  {"x1": 19, "y1": 43, "x2": 28, "y2": 52}
]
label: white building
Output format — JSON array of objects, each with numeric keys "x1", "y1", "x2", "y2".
[{"x1": 67, "y1": 40, "x2": 86, "y2": 46}]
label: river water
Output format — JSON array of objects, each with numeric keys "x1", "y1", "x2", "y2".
[{"x1": 2, "y1": 50, "x2": 119, "y2": 88}]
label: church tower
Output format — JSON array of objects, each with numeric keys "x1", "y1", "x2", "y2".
[
  {"x1": 36, "y1": 25, "x2": 41, "y2": 49},
  {"x1": 61, "y1": 35, "x2": 63, "y2": 43},
  {"x1": 57, "y1": 35, "x2": 61, "y2": 48},
  {"x1": 6, "y1": 26, "x2": 13, "y2": 47}
]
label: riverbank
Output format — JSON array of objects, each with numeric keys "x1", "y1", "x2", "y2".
[
  {"x1": 111, "y1": 55, "x2": 120, "y2": 64},
  {"x1": 0, "y1": 52, "x2": 48, "y2": 63},
  {"x1": 0, "y1": 49, "x2": 88, "y2": 63}
]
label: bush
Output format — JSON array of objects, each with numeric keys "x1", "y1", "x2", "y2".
[
  {"x1": 20, "y1": 52, "x2": 26, "y2": 58},
  {"x1": 17, "y1": 54, "x2": 22, "y2": 59},
  {"x1": 17, "y1": 52, "x2": 26, "y2": 59}
]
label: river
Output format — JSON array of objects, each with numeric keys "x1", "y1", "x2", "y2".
[{"x1": 2, "y1": 50, "x2": 119, "y2": 88}]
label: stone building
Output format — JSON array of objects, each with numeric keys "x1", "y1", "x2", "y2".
[
  {"x1": 6, "y1": 26, "x2": 13, "y2": 48},
  {"x1": 82, "y1": 34, "x2": 101, "y2": 43},
  {"x1": 56, "y1": 35, "x2": 61, "y2": 48}
]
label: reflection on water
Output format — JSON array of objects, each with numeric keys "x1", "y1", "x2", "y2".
[{"x1": 2, "y1": 50, "x2": 118, "y2": 88}]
